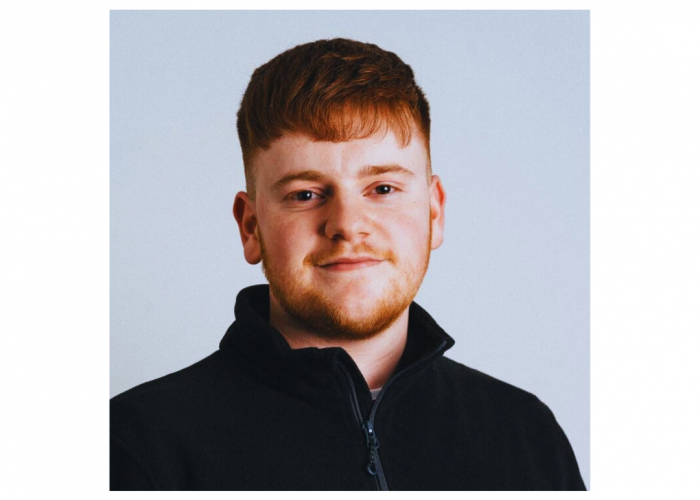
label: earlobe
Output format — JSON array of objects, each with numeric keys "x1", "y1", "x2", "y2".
[
  {"x1": 429, "y1": 175, "x2": 446, "y2": 250},
  {"x1": 233, "y1": 192, "x2": 262, "y2": 264}
]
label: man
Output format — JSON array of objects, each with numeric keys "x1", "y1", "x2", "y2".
[{"x1": 110, "y1": 38, "x2": 585, "y2": 491}]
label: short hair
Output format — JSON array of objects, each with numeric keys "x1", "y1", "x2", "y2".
[{"x1": 236, "y1": 38, "x2": 431, "y2": 197}]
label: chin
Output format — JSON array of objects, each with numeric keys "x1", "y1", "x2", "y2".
[
  {"x1": 302, "y1": 283, "x2": 412, "y2": 340},
  {"x1": 263, "y1": 252, "x2": 428, "y2": 341},
  {"x1": 319, "y1": 270, "x2": 396, "y2": 294},
  {"x1": 325, "y1": 281, "x2": 385, "y2": 304},
  {"x1": 312, "y1": 302, "x2": 406, "y2": 341}
]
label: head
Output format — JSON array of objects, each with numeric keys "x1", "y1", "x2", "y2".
[
  {"x1": 236, "y1": 38, "x2": 432, "y2": 198},
  {"x1": 233, "y1": 38, "x2": 445, "y2": 340}
]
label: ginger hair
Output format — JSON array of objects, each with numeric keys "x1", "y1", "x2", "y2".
[{"x1": 236, "y1": 38, "x2": 431, "y2": 197}]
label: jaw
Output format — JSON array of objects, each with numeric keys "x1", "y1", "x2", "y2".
[{"x1": 263, "y1": 244, "x2": 430, "y2": 341}]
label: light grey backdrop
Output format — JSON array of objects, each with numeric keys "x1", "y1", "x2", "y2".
[{"x1": 111, "y1": 10, "x2": 589, "y2": 488}]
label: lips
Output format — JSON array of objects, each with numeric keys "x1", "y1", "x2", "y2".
[{"x1": 320, "y1": 256, "x2": 384, "y2": 271}]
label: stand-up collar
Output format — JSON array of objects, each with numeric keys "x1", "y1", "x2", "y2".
[{"x1": 219, "y1": 285, "x2": 455, "y2": 395}]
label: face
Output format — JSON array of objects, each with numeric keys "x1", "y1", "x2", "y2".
[{"x1": 234, "y1": 128, "x2": 446, "y2": 340}]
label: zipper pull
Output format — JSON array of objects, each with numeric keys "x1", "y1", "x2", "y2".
[
  {"x1": 363, "y1": 420, "x2": 380, "y2": 449},
  {"x1": 362, "y1": 420, "x2": 380, "y2": 476}
]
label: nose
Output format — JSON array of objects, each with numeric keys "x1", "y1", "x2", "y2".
[{"x1": 323, "y1": 194, "x2": 371, "y2": 242}]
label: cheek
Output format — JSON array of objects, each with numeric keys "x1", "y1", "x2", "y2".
[
  {"x1": 261, "y1": 218, "x2": 315, "y2": 267},
  {"x1": 385, "y1": 213, "x2": 431, "y2": 258}
]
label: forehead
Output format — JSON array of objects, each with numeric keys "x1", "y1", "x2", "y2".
[{"x1": 251, "y1": 129, "x2": 429, "y2": 186}]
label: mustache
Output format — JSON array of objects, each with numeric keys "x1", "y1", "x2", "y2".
[{"x1": 304, "y1": 242, "x2": 396, "y2": 267}]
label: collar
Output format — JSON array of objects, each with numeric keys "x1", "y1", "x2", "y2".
[{"x1": 219, "y1": 284, "x2": 455, "y2": 398}]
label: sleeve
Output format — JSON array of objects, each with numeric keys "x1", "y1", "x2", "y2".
[
  {"x1": 543, "y1": 404, "x2": 587, "y2": 491},
  {"x1": 110, "y1": 435, "x2": 158, "y2": 491}
]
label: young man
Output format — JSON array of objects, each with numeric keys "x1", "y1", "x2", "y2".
[{"x1": 110, "y1": 38, "x2": 585, "y2": 491}]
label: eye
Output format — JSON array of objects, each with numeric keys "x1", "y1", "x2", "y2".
[
  {"x1": 291, "y1": 190, "x2": 321, "y2": 202},
  {"x1": 374, "y1": 185, "x2": 395, "y2": 195}
]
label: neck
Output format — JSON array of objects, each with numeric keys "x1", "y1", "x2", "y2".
[{"x1": 268, "y1": 294, "x2": 408, "y2": 390}]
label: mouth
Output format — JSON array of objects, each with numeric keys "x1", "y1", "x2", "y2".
[{"x1": 319, "y1": 257, "x2": 385, "y2": 272}]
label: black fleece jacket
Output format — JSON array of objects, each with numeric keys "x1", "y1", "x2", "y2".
[{"x1": 110, "y1": 285, "x2": 585, "y2": 491}]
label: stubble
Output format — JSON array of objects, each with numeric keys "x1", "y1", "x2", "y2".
[{"x1": 258, "y1": 224, "x2": 432, "y2": 341}]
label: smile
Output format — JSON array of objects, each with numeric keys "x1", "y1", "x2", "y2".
[{"x1": 319, "y1": 259, "x2": 384, "y2": 272}]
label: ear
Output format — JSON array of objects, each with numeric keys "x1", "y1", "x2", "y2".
[
  {"x1": 233, "y1": 191, "x2": 262, "y2": 264},
  {"x1": 428, "y1": 175, "x2": 446, "y2": 250}
]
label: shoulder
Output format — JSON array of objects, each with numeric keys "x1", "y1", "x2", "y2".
[
  {"x1": 425, "y1": 357, "x2": 585, "y2": 490},
  {"x1": 110, "y1": 353, "x2": 230, "y2": 490},
  {"x1": 112, "y1": 352, "x2": 225, "y2": 409},
  {"x1": 431, "y1": 356, "x2": 542, "y2": 403},
  {"x1": 110, "y1": 351, "x2": 240, "y2": 441},
  {"x1": 426, "y1": 356, "x2": 562, "y2": 430},
  {"x1": 110, "y1": 351, "x2": 237, "y2": 490}
]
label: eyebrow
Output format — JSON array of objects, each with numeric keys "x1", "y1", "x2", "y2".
[
  {"x1": 272, "y1": 164, "x2": 415, "y2": 191},
  {"x1": 358, "y1": 164, "x2": 415, "y2": 179},
  {"x1": 272, "y1": 170, "x2": 329, "y2": 190}
]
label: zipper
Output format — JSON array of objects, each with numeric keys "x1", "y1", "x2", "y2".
[
  {"x1": 362, "y1": 420, "x2": 384, "y2": 487},
  {"x1": 339, "y1": 362, "x2": 384, "y2": 490},
  {"x1": 338, "y1": 340, "x2": 448, "y2": 491}
]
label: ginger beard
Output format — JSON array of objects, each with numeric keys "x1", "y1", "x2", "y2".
[{"x1": 258, "y1": 222, "x2": 432, "y2": 341}]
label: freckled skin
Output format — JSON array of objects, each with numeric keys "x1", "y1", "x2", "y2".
[{"x1": 234, "y1": 128, "x2": 446, "y2": 342}]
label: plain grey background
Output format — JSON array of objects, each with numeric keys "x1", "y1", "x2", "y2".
[{"x1": 111, "y1": 10, "x2": 589, "y2": 488}]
